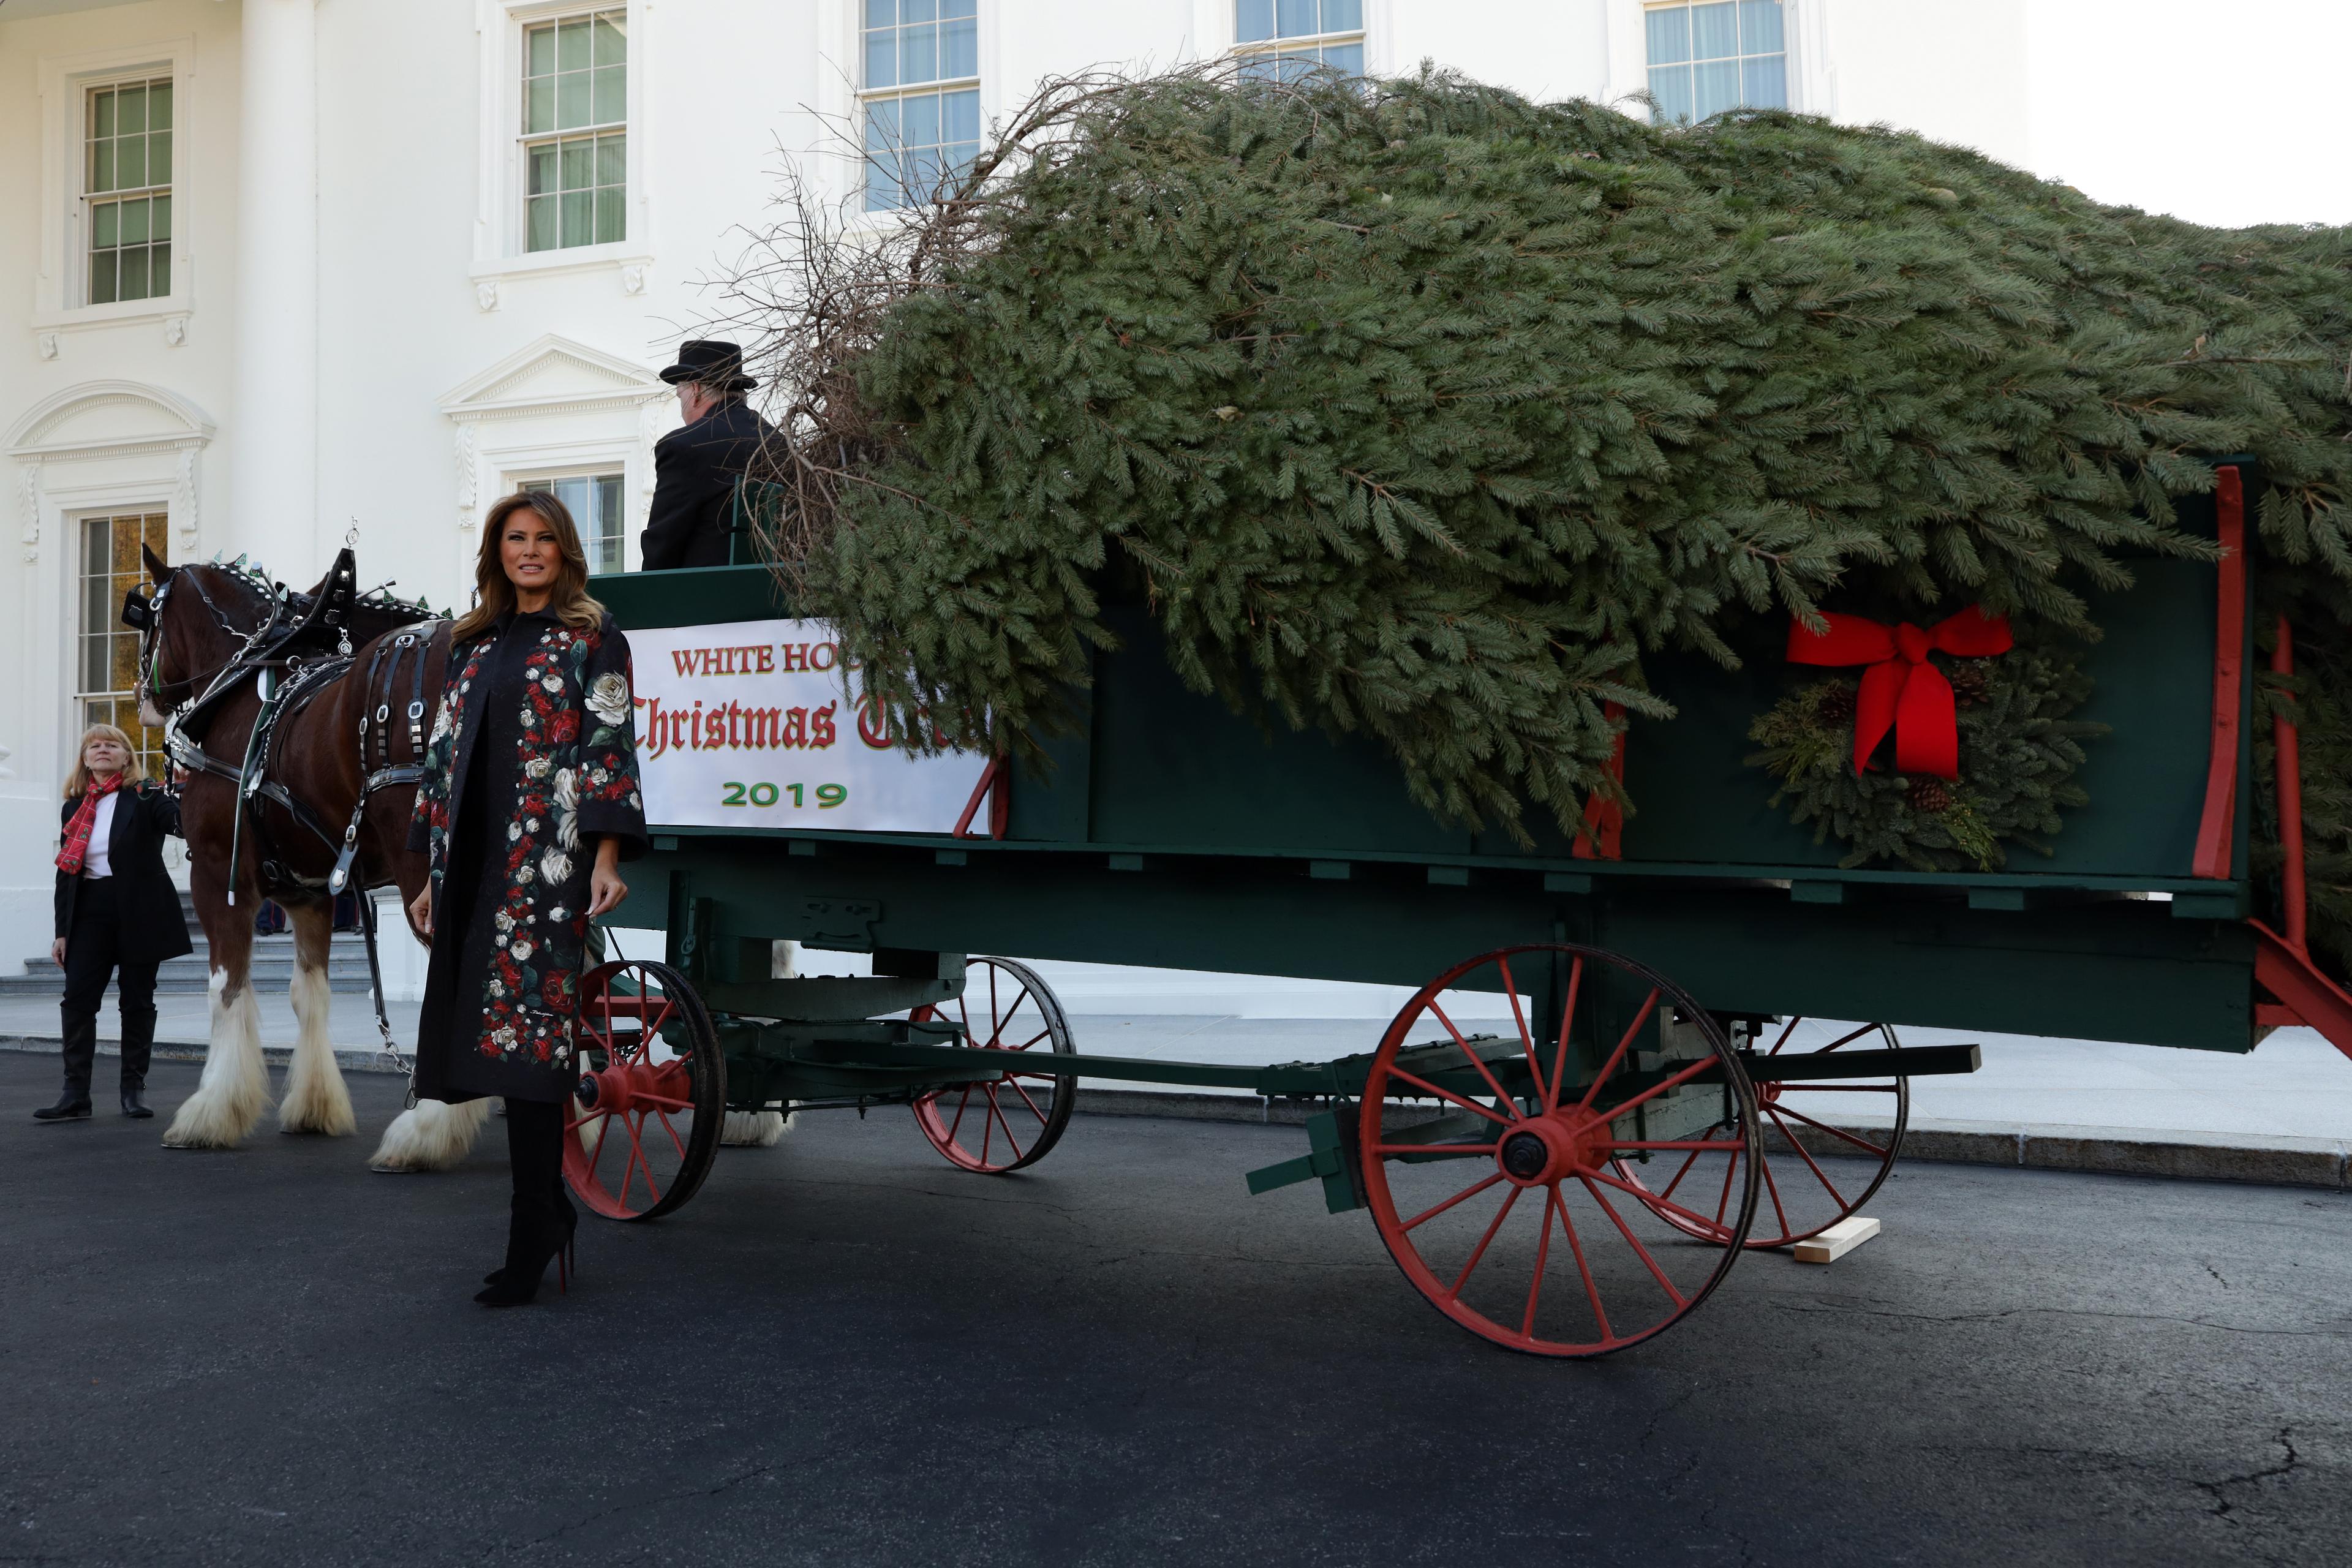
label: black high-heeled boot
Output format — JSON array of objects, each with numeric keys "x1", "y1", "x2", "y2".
[
  {"x1": 475, "y1": 1096, "x2": 573, "y2": 1305},
  {"x1": 475, "y1": 1199, "x2": 566, "y2": 1306}
]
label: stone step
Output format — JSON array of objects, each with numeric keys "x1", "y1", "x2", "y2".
[{"x1": 0, "y1": 935, "x2": 381, "y2": 997}]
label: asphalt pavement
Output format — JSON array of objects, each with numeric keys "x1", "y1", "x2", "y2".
[{"x1": 0, "y1": 1053, "x2": 2344, "y2": 1567}]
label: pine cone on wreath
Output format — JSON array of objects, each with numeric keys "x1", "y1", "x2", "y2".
[
  {"x1": 1907, "y1": 777, "x2": 1954, "y2": 813},
  {"x1": 1815, "y1": 684, "x2": 1858, "y2": 725},
  {"x1": 1947, "y1": 660, "x2": 1992, "y2": 709}
]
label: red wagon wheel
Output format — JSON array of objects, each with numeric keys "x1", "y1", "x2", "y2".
[
  {"x1": 1359, "y1": 943, "x2": 1760, "y2": 1358},
  {"x1": 1610, "y1": 1018, "x2": 1908, "y2": 1249},
  {"x1": 910, "y1": 956, "x2": 1076, "y2": 1174},
  {"x1": 566, "y1": 959, "x2": 726, "y2": 1221}
]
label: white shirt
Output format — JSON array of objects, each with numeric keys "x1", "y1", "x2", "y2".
[{"x1": 81, "y1": 791, "x2": 118, "y2": 880}]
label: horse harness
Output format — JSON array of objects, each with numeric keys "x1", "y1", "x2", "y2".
[{"x1": 130, "y1": 546, "x2": 445, "y2": 1080}]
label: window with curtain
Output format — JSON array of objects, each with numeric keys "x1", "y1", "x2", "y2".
[
  {"x1": 77, "y1": 513, "x2": 170, "y2": 778},
  {"x1": 522, "y1": 10, "x2": 627, "y2": 252},
  {"x1": 519, "y1": 473, "x2": 627, "y2": 575},
  {"x1": 85, "y1": 77, "x2": 173, "y2": 306},
  {"x1": 1645, "y1": 1, "x2": 1785, "y2": 124},
  {"x1": 1235, "y1": 0, "x2": 1364, "y2": 81},
  {"x1": 861, "y1": 0, "x2": 981, "y2": 213}
]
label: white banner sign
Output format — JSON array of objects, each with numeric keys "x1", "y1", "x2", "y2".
[{"x1": 625, "y1": 618, "x2": 988, "y2": 834}]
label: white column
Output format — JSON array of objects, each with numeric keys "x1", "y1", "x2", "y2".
[{"x1": 227, "y1": 0, "x2": 320, "y2": 579}]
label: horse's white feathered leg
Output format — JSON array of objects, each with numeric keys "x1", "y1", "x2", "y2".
[
  {"x1": 162, "y1": 968, "x2": 273, "y2": 1149},
  {"x1": 369, "y1": 1096, "x2": 492, "y2": 1172},
  {"x1": 278, "y1": 907, "x2": 356, "y2": 1136},
  {"x1": 721, "y1": 1109, "x2": 790, "y2": 1147}
]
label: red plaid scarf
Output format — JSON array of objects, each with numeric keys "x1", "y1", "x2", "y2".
[{"x1": 56, "y1": 773, "x2": 124, "y2": 875}]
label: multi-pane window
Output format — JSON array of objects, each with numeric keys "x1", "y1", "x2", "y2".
[
  {"x1": 1645, "y1": 1, "x2": 1786, "y2": 124},
  {"x1": 1235, "y1": 0, "x2": 1364, "y2": 81},
  {"x1": 77, "y1": 513, "x2": 170, "y2": 778},
  {"x1": 85, "y1": 78, "x2": 173, "y2": 306},
  {"x1": 520, "y1": 473, "x2": 625, "y2": 575},
  {"x1": 523, "y1": 10, "x2": 627, "y2": 251},
  {"x1": 861, "y1": 0, "x2": 979, "y2": 212}
]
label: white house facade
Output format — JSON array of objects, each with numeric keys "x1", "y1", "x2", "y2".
[{"x1": 0, "y1": 0, "x2": 2057, "y2": 978}]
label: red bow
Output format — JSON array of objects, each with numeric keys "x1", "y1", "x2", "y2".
[{"x1": 1786, "y1": 608, "x2": 2011, "y2": 780}]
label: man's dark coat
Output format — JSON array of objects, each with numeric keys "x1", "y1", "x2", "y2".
[
  {"x1": 53, "y1": 783, "x2": 194, "y2": 966},
  {"x1": 640, "y1": 399, "x2": 779, "y2": 571}
]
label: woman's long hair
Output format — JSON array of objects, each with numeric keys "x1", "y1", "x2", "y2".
[
  {"x1": 451, "y1": 491, "x2": 606, "y2": 643},
  {"x1": 62, "y1": 722, "x2": 145, "y2": 799}
]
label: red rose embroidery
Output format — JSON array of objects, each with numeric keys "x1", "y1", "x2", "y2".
[{"x1": 549, "y1": 710, "x2": 578, "y2": 745}]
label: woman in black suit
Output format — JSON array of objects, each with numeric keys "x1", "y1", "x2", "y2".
[{"x1": 37, "y1": 724, "x2": 193, "y2": 1121}]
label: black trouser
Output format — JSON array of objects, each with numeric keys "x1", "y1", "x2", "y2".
[{"x1": 59, "y1": 878, "x2": 161, "y2": 1102}]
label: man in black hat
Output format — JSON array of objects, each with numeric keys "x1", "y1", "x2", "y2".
[{"x1": 641, "y1": 340, "x2": 780, "y2": 571}]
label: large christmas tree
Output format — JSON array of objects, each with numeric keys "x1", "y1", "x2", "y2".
[{"x1": 732, "y1": 67, "x2": 2352, "y2": 967}]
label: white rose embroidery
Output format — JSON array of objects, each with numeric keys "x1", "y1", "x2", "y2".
[
  {"x1": 548, "y1": 905, "x2": 569, "y2": 922},
  {"x1": 554, "y1": 768, "x2": 579, "y2": 850},
  {"x1": 524, "y1": 757, "x2": 551, "y2": 780},
  {"x1": 511, "y1": 939, "x2": 535, "y2": 962},
  {"x1": 542, "y1": 676, "x2": 562, "y2": 694},
  {"x1": 526, "y1": 818, "x2": 541, "y2": 834},
  {"x1": 587, "y1": 672, "x2": 630, "y2": 728},
  {"x1": 494, "y1": 910, "x2": 514, "y2": 931},
  {"x1": 541, "y1": 848, "x2": 573, "y2": 886},
  {"x1": 507, "y1": 822, "x2": 521, "y2": 842},
  {"x1": 431, "y1": 702, "x2": 454, "y2": 742},
  {"x1": 521, "y1": 707, "x2": 537, "y2": 729}
]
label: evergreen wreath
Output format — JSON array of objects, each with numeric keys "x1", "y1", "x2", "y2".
[{"x1": 1746, "y1": 641, "x2": 2105, "y2": 872}]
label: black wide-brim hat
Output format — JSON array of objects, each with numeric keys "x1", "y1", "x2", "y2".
[{"x1": 659, "y1": 339, "x2": 757, "y2": 392}]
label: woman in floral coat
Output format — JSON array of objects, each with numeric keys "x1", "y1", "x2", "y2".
[{"x1": 408, "y1": 491, "x2": 646, "y2": 1306}]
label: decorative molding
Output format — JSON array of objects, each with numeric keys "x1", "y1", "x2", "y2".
[
  {"x1": 18, "y1": 464, "x2": 39, "y2": 564},
  {"x1": 437, "y1": 332, "x2": 668, "y2": 424},
  {"x1": 620, "y1": 262, "x2": 649, "y2": 295},
  {"x1": 637, "y1": 397, "x2": 666, "y2": 496},
  {"x1": 455, "y1": 424, "x2": 479, "y2": 530},
  {"x1": 37, "y1": 333, "x2": 61, "y2": 361},
  {"x1": 6, "y1": 380, "x2": 217, "y2": 459},
  {"x1": 475, "y1": 279, "x2": 501, "y2": 312},
  {"x1": 173, "y1": 447, "x2": 200, "y2": 545},
  {"x1": 162, "y1": 315, "x2": 189, "y2": 348}
]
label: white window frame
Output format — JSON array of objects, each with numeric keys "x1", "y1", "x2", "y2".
[
  {"x1": 71, "y1": 508, "x2": 175, "y2": 779},
  {"x1": 854, "y1": 0, "x2": 985, "y2": 214},
  {"x1": 1228, "y1": 1, "x2": 1368, "y2": 77},
  {"x1": 30, "y1": 37, "x2": 197, "y2": 343},
  {"x1": 516, "y1": 466, "x2": 631, "y2": 576},
  {"x1": 470, "y1": 0, "x2": 654, "y2": 293},
  {"x1": 1605, "y1": 0, "x2": 1820, "y2": 119},
  {"x1": 1196, "y1": 0, "x2": 1386, "y2": 75}
]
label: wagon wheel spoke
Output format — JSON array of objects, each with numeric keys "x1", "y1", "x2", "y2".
[
  {"x1": 1545, "y1": 956, "x2": 1585, "y2": 1115},
  {"x1": 946, "y1": 1085, "x2": 974, "y2": 1144},
  {"x1": 1494, "y1": 955, "x2": 1545, "y2": 1107},
  {"x1": 1428, "y1": 998, "x2": 1525, "y2": 1119},
  {"x1": 1755, "y1": 1139, "x2": 1793, "y2": 1237},
  {"x1": 1772, "y1": 1102, "x2": 1891, "y2": 1158},
  {"x1": 1444, "y1": 1183, "x2": 1522, "y2": 1300},
  {"x1": 1819, "y1": 1022, "x2": 1880, "y2": 1053},
  {"x1": 1550, "y1": 1189, "x2": 1613, "y2": 1343},
  {"x1": 1574, "y1": 986, "x2": 1662, "y2": 1114},
  {"x1": 1580, "y1": 1175, "x2": 1691, "y2": 1302},
  {"x1": 1004, "y1": 1076, "x2": 1050, "y2": 1125},
  {"x1": 1521, "y1": 1183, "x2": 1559, "y2": 1336},
  {"x1": 1656, "y1": 1126, "x2": 1727, "y2": 1205},
  {"x1": 1382, "y1": 1065, "x2": 1516, "y2": 1129},
  {"x1": 986, "y1": 1090, "x2": 1027, "y2": 1164},
  {"x1": 1766, "y1": 1107, "x2": 1850, "y2": 1208},
  {"x1": 654, "y1": 1107, "x2": 690, "y2": 1164},
  {"x1": 1400, "y1": 1172, "x2": 1506, "y2": 1233},
  {"x1": 1768, "y1": 1016, "x2": 1804, "y2": 1055}
]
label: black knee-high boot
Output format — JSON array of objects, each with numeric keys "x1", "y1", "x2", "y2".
[{"x1": 476, "y1": 1098, "x2": 573, "y2": 1306}]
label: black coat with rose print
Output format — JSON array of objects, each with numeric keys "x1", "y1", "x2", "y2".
[{"x1": 407, "y1": 608, "x2": 647, "y2": 1104}]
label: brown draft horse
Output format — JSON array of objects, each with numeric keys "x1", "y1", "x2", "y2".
[{"x1": 132, "y1": 544, "x2": 482, "y2": 1164}]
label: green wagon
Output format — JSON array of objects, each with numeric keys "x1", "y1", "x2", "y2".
[{"x1": 564, "y1": 463, "x2": 2352, "y2": 1357}]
